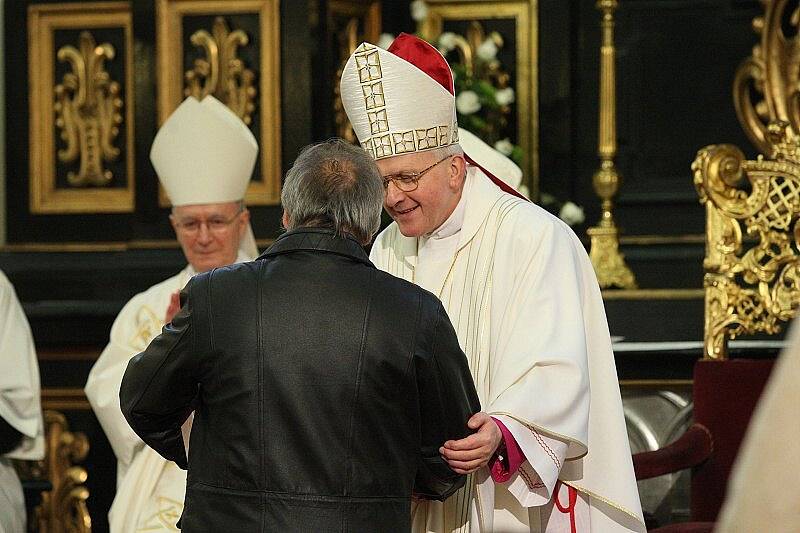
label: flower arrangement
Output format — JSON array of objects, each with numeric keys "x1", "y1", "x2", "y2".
[{"x1": 438, "y1": 29, "x2": 525, "y2": 169}]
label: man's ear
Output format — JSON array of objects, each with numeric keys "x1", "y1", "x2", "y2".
[
  {"x1": 449, "y1": 155, "x2": 467, "y2": 190},
  {"x1": 281, "y1": 210, "x2": 290, "y2": 230},
  {"x1": 238, "y1": 208, "x2": 251, "y2": 237}
]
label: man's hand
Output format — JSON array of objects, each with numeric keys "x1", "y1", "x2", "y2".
[
  {"x1": 440, "y1": 412, "x2": 502, "y2": 474},
  {"x1": 164, "y1": 290, "x2": 181, "y2": 324}
]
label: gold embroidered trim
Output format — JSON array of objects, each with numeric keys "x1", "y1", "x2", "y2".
[
  {"x1": 362, "y1": 81, "x2": 385, "y2": 109},
  {"x1": 131, "y1": 305, "x2": 164, "y2": 350},
  {"x1": 439, "y1": 125, "x2": 450, "y2": 146},
  {"x1": 368, "y1": 110, "x2": 389, "y2": 134},
  {"x1": 354, "y1": 43, "x2": 391, "y2": 159},
  {"x1": 393, "y1": 130, "x2": 416, "y2": 153},
  {"x1": 364, "y1": 124, "x2": 453, "y2": 160}
]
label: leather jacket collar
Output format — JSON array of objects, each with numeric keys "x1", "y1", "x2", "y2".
[{"x1": 258, "y1": 227, "x2": 373, "y2": 267}]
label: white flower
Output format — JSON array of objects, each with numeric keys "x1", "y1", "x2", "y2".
[
  {"x1": 438, "y1": 32, "x2": 458, "y2": 52},
  {"x1": 476, "y1": 38, "x2": 498, "y2": 60},
  {"x1": 456, "y1": 90, "x2": 481, "y2": 115},
  {"x1": 377, "y1": 33, "x2": 395, "y2": 50},
  {"x1": 495, "y1": 87, "x2": 515, "y2": 106},
  {"x1": 494, "y1": 138, "x2": 514, "y2": 156},
  {"x1": 559, "y1": 201, "x2": 585, "y2": 226},
  {"x1": 410, "y1": 0, "x2": 429, "y2": 22}
]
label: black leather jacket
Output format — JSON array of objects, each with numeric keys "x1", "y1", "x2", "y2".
[{"x1": 120, "y1": 228, "x2": 480, "y2": 532}]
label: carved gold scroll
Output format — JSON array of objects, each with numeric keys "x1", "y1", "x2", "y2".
[
  {"x1": 184, "y1": 16, "x2": 257, "y2": 125},
  {"x1": 695, "y1": 1, "x2": 800, "y2": 359},
  {"x1": 28, "y1": 2, "x2": 135, "y2": 214},
  {"x1": 17, "y1": 410, "x2": 92, "y2": 532},
  {"x1": 733, "y1": 0, "x2": 800, "y2": 155},
  {"x1": 693, "y1": 122, "x2": 800, "y2": 359}
]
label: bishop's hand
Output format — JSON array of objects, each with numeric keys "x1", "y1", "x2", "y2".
[{"x1": 440, "y1": 412, "x2": 502, "y2": 474}]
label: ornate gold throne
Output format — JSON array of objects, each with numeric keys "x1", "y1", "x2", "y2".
[{"x1": 693, "y1": 0, "x2": 800, "y2": 360}]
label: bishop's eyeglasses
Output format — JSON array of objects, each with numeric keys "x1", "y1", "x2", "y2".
[
  {"x1": 173, "y1": 211, "x2": 242, "y2": 235},
  {"x1": 381, "y1": 155, "x2": 452, "y2": 192}
]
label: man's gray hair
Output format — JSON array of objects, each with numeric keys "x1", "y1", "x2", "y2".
[{"x1": 281, "y1": 138, "x2": 384, "y2": 243}]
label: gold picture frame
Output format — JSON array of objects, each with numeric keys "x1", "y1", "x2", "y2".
[
  {"x1": 156, "y1": 0, "x2": 281, "y2": 206},
  {"x1": 420, "y1": 0, "x2": 539, "y2": 197},
  {"x1": 28, "y1": 2, "x2": 136, "y2": 214}
]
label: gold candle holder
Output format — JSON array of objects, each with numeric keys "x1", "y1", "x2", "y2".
[{"x1": 588, "y1": 0, "x2": 637, "y2": 289}]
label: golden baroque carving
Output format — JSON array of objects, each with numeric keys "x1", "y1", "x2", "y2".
[
  {"x1": 54, "y1": 31, "x2": 123, "y2": 187},
  {"x1": 36, "y1": 410, "x2": 91, "y2": 532},
  {"x1": 733, "y1": 0, "x2": 800, "y2": 153},
  {"x1": 693, "y1": 122, "x2": 800, "y2": 359},
  {"x1": 185, "y1": 16, "x2": 257, "y2": 125}
]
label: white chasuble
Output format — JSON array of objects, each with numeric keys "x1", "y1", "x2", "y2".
[
  {"x1": 370, "y1": 168, "x2": 645, "y2": 533},
  {"x1": 0, "y1": 271, "x2": 44, "y2": 533},
  {"x1": 86, "y1": 266, "x2": 194, "y2": 533},
  {"x1": 85, "y1": 251, "x2": 251, "y2": 533}
]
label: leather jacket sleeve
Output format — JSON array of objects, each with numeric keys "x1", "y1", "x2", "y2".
[
  {"x1": 413, "y1": 300, "x2": 481, "y2": 501},
  {"x1": 119, "y1": 278, "x2": 199, "y2": 469}
]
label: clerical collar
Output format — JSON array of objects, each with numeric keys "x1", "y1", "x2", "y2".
[{"x1": 423, "y1": 168, "x2": 473, "y2": 240}]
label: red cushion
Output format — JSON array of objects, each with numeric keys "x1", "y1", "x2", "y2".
[
  {"x1": 690, "y1": 359, "x2": 774, "y2": 522},
  {"x1": 633, "y1": 423, "x2": 713, "y2": 480}
]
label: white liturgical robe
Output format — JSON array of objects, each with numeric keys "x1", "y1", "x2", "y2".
[
  {"x1": 0, "y1": 271, "x2": 44, "y2": 533},
  {"x1": 370, "y1": 167, "x2": 645, "y2": 533},
  {"x1": 85, "y1": 253, "x2": 251, "y2": 533}
]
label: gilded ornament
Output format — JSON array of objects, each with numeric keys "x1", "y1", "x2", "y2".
[
  {"x1": 54, "y1": 31, "x2": 123, "y2": 188},
  {"x1": 694, "y1": 122, "x2": 800, "y2": 359},
  {"x1": 185, "y1": 17, "x2": 257, "y2": 125},
  {"x1": 733, "y1": 2, "x2": 800, "y2": 154},
  {"x1": 33, "y1": 410, "x2": 91, "y2": 532}
]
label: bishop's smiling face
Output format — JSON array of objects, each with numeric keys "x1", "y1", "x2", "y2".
[{"x1": 377, "y1": 151, "x2": 466, "y2": 237}]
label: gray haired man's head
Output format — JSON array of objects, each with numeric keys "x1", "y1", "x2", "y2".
[{"x1": 281, "y1": 138, "x2": 384, "y2": 244}]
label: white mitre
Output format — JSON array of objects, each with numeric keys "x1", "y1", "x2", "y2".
[
  {"x1": 340, "y1": 33, "x2": 526, "y2": 199},
  {"x1": 339, "y1": 33, "x2": 459, "y2": 160},
  {"x1": 150, "y1": 95, "x2": 259, "y2": 257},
  {"x1": 151, "y1": 96, "x2": 257, "y2": 205}
]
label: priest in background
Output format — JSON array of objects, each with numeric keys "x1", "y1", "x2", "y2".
[
  {"x1": 0, "y1": 270, "x2": 44, "y2": 533},
  {"x1": 340, "y1": 34, "x2": 645, "y2": 532},
  {"x1": 84, "y1": 95, "x2": 258, "y2": 532}
]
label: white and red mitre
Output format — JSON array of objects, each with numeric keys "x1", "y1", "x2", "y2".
[
  {"x1": 340, "y1": 33, "x2": 459, "y2": 161},
  {"x1": 150, "y1": 95, "x2": 258, "y2": 206},
  {"x1": 341, "y1": 33, "x2": 527, "y2": 200}
]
